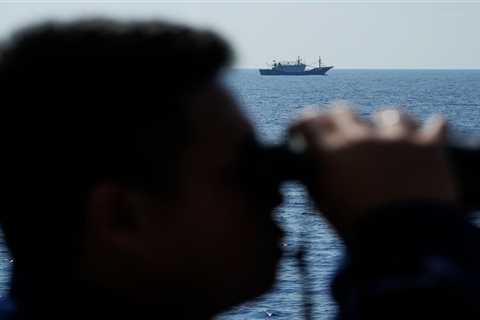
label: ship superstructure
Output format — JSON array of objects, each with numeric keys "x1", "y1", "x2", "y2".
[{"x1": 259, "y1": 56, "x2": 333, "y2": 76}]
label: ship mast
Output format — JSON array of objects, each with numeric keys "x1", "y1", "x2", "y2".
[{"x1": 318, "y1": 56, "x2": 322, "y2": 67}]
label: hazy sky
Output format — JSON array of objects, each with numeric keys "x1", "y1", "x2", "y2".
[{"x1": 0, "y1": 1, "x2": 479, "y2": 69}]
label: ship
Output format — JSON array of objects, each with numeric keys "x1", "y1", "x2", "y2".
[{"x1": 259, "y1": 56, "x2": 333, "y2": 76}]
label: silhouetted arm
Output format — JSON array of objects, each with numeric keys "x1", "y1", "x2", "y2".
[{"x1": 332, "y1": 202, "x2": 480, "y2": 320}]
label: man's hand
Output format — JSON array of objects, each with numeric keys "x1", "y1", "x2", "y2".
[{"x1": 291, "y1": 105, "x2": 458, "y2": 239}]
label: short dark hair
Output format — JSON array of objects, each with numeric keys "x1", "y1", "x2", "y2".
[{"x1": 0, "y1": 19, "x2": 231, "y2": 273}]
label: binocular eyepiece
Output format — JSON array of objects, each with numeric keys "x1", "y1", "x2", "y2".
[{"x1": 256, "y1": 134, "x2": 480, "y2": 210}]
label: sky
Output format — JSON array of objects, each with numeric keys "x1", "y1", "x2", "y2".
[{"x1": 0, "y1": 1, "x2": 479, "y2": 69}]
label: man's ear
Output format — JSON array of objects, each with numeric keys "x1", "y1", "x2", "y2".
[{"x1": 85, "y1": 182, "x2": 151, "y2": 252}]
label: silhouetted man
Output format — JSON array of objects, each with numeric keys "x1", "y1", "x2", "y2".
[{"x1": 1, "y1": 19, "x2": 479, "y2": 320}]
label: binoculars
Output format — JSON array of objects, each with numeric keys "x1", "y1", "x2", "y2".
[{"x1": 258, "y1": 134, "x2": 480, "y2": 210}]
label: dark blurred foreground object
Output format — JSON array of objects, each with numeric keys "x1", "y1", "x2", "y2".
[{"x1": 260, "y1": 136, "x2": 480, "y2": 210}]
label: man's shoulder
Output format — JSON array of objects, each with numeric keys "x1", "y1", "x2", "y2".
[{"x1": 0, "y1": 298, "x2": 16, "y2": 320}]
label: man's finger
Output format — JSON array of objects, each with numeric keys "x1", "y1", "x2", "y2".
[
  {"x1": 329, "y1": 105, "x2": 370, "y2": 139},
  {"x1": 373, "y1": 108, "x2": 419, "y2": 139},
  {"x1": 418, "y1": 114, "x2": 448, "y2": 145},
  {"x1": 290, "y1": 111, "x2": 337, "y2": 148}
]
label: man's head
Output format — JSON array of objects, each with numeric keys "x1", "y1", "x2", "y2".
[{"x1": 1, "y1": 19, "x2": 283, "y2": 315}]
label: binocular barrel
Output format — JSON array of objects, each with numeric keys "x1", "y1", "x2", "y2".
[
  {"x1": 262, "y1": 137, "x2": 480, "y2": 210},
  {"x1": 447, "y1": 145, "x2": 480, "y2": 210}
]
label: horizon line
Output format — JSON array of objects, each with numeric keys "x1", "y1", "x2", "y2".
[{"x1": 232, "y1": 67, "x2": 480, "y2": 70}]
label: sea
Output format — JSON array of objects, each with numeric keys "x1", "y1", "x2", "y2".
[{"x1": 1, "y1": 69, "x2": 480, "y2": 319}]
